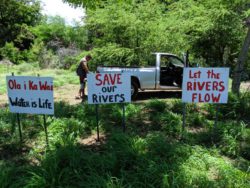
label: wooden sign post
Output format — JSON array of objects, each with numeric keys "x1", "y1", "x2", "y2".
[
  {"x1": 181, "y1": 67, "x2": 230, "y2": 139},
  {"x1": 6, "y1": 75, "x2": 54, "y2": 146}
]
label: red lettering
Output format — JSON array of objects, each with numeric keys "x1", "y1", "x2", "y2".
[
  {"x1": 204, "y1": 93, "x2": 210, "y2": 102},
  {"x1": 189, "y1": 70, "x2": 193, "y2": 78},
  {"x1": 117, "y1": 74, "x2": 122, "y2": 84},
  {"x1": 187, "y1": 82, "x2": 192, "y2": 90},
  {"x1": 219, "y1": 81, "x2": 225, "y2": 92},
  {"x1": 29, "y1": 81, "x2": 37, "y2": 90},
  {"x1": 8, "y1": 80, "x2": 14, "y2": 89},
  {"x1": 39, "y1": 81, "x2": 53, "y2": 91},
  {"x1": 192, "y1": 93, "x2": 197, "y2": 102},
  {"x1": 95, "y1": 74, "x2": 102, "y2": 86},
  {"x1": 103, "y1": 74, "x2": 110, "y2": 85},
  {"x1": 193, "y1": 81, "x2": 196, "y2": 90},
  {"x1": 96, "y1": 73, "x2": 123, "y2": 86},
  {"x1": 109, "y1": 74, "x2": 116, "y2": 85},
  {"x1": 212, "y1": 81, "x2": 219, "y2": 90},
  {"x1": 205, "y1": 82, "x2": 211, "y2": 91},
  {"x1": 212, "y1": 93, "x2": 221, "y2": 103},
  {"x1": 189, "y1": 70, "x2": 201, "y2": 78},
  {"x1": 197, "y1": 82, "x2": 205, "y2": 90},
  {"x1": 199, "y1": 93, "x2": 204, "y2": 102},
  {"x1": 8, "y1": 79, "x2": 21, "y2": 90}
]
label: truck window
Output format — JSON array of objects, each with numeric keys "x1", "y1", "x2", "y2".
[
  {"x1": 160, "y1": 56, "x2": 171, "y2": 67},
  {"x1": 169, "y1": 57, "x2": 184, "y2": 67}
]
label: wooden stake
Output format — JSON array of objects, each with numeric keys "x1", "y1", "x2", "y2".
[
  {"x1": 11, "y1": 72, "x2": 23, "y2": 143},
  {"x1": 95, "y1": 104, "x2": 100, "y2": 141},
  {"x1": 17, "y1": 113, "x2": 23, "y2": 143},
  {"x1": 43, "y1": 115, "x2": 49, "y2": 147},
  {"x1": 122, "y1": 104, "x2": 126, "y2": 132}
]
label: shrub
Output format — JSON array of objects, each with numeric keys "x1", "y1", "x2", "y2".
[
  {"x1": 170, "y1": 99, "x2": 183, "y2": 114},
  {"x1": 44, "y1": 118, "x2": 84, "y2": 147},
  {"x1": 88, "y1": 44, "x2": 135, "y2": 68},
  {"x1": 0, "y1": 42, "x2": 20, "y2": 64},
  {"x1": 187, "y1": 112, "x2": 207, "y2": 127},
  {"x1": 145, "y1": 99, "x2": 168, "y2": 113},
  {"x1": 16, "y1": 63, "x2": 37, "y2": 74},
  {"x1": 215, "y1": 121, "x2": 246, "y2": 157},
  {"x1": 161, "y1": 112, "x2": 182, "y2": 137},
  {"x1": 219, "y1": 92, "x2": 250, "y2": 121}
]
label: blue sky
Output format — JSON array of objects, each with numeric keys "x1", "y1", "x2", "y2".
[{"x1": 40, "y1": 0, "x2": 85, "y2": 25}]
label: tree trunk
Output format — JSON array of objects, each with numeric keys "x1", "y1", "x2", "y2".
[{"x1": 232, "y1": 24, "x2": 250, "y2": 95}]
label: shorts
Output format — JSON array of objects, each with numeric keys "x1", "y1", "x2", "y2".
[{"x1": 79, "y1": 76, "x2": 85, "y2": 89}]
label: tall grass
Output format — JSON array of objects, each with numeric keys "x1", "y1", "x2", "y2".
[
  {"x1": 0, "y1": 64, "x2": 78, "y2": 94},
  {"x1": 0, "y1": 84, "x2": 249, "y2": 187}
]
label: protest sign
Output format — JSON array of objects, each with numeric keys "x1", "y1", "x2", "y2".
[
  {"x1": 6, "y1": 76, "x2": 54, "y2": 114},
  {"x1": 87, "y1": 73, "x2": 131, "y2": 104},
  {"x1": 182, "y1": 68, "x2": 229, "y2": 103}
]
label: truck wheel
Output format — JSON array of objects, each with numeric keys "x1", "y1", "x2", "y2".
[{"x1": 131, "y1": 80, "x2": 138, "y2": 100}]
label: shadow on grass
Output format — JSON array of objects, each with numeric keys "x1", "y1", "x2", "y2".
[
  {"x1": 8, "y1": 133, "x2": 193, "y2": 187},
  {"x1": 136, "y1": 90, "x2": 182, "y2": 101},
  {"x1": 1, "y1": 100, "x2": 250, "y2": 187}
]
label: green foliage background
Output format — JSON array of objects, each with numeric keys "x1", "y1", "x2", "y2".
[
  {"x1": 0, "y1": 0, "x2": 250, "y2": 78},
  {"x1": 0, "y1": 0, "x2": 250, "y2": 184},
  {"x1": 0, "y1": 90, "x2": 250, "y2": 187}
]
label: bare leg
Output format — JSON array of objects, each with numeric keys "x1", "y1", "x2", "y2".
[
  {"x1": 80, "y1": 89, "x2": 85, "y2": 98},
  {"x1": 79, "y1": 89, "x2": 81, "y2": 97}
]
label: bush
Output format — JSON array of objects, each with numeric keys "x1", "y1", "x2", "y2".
[
  {"x1": 0, "y1": 42, "x2": 20, "y2": 64},
  {"x1": 145, "y1": 99, "x2": 168, "y2": 113},
  {"x1": 170, "y1": 99, "x2": 183, "y2": 114},
  {"x1": 161, "y1": 112, "x2": 182, "y2": 137},
  {"x1": 187, "y1": 112, "x2": 207, "y2": 127},
  {"x1": 219, "y1": 92, "x2": 250, "y2": 121},
  {"x1": 16, "y1": 63, "x2": 38, "y2": 74},
  {"x1": 38, "y1": 48, "x2": 59, "y2": 68},
  {"x1": 214, "y1": 121, "x2": 247, "y2": 157},
  {"x1": 83, "y1": 44, "x2": 135, "y2": 70}
]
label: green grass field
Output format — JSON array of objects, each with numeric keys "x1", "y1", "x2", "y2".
[
  {"x1": 0, "y1": 64, "x2": 250, "y2": 187},
  {"x1": 0, "y1": 64, "x2": 78, "y2": 94}
]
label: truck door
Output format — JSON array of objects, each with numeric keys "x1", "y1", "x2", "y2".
[{"x1": 159, "y1": 55, "x2": 184, "y2": 87}]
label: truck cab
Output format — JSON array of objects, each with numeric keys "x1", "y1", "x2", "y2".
[{"x1": 97, "y1": 52, "x2": 186, "y2": 99}]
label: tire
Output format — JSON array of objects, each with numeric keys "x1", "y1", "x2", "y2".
[{"x1": 131, "y1": 80, "x2": 138, "y2": 100}]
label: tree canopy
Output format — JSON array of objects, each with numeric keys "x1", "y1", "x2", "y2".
[
  {"x1": 83, "y1": 0, "x2": 249, "y2": 68},
  {"x1": 0, "y1": 0, "x2": 250, "y2": 83},
  {"x1": 0, "y1": 0, "x2": 42, "y2": 49}
]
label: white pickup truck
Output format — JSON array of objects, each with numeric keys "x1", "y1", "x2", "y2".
[{"x1": 97, "y1": 53, "x2": 186, "y2": 99}]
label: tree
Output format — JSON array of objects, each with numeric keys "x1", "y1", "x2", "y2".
[
  {"x1": 0, "y1": 0, "x2": 42, "y2": 49},
  {"x1": 232, "y1": 18, "x2": 250, "y2": 94},
  {"x1": 32, "y1": 16, "x2": 88, "y2": 50},
  {"x1": 63, "y1": 0, "x2": 125, "y2": 9},
  {"x1": 85, "y1": 0, "x2": 173, "y2": 65},
  {"x1": 65, "y1": 0, "x2": 250, "y2": 74}
]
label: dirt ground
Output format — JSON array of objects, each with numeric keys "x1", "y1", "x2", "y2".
[
  {"x1": 241, "y1": 81, "x2": 250, "y2": 91},
  {"x1": 0, "y1": 84, "x2": 81, "y2": 106},
  {"x1": 0, "y1": 82, "x2": 249, "y2": 106},
  {"x1": 54, "y1": 84, "x2": 82, "y2": 105}
]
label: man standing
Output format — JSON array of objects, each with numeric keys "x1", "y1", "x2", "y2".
[{"x1": 76, "y1": 54, "x2": 92, "y2": 101}]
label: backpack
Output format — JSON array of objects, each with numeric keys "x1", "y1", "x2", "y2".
[{"x1": 76, "y1": 62, "x2": 86, "y2": 77}]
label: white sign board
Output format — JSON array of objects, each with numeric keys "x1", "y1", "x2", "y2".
[
  {"x1": 87, "y1": 73, "x2": 131, "y2": 104},
  {"x1": 6, "y1": 76, "x2": 54, "y2": 114},
  {"x1": 182, "y1": 68, "x2": 229, "y2": 103}
]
